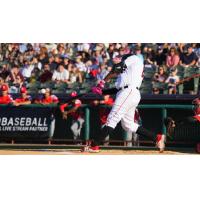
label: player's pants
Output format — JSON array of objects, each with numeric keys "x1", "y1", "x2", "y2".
[
  {"x1": 71, "y1": 118, "x2": 84, "y2": 142},
  {"x1": 106, "y1": 87, "x2": 140, "y2": 132},
  {"x1": 92, "y1": 87, "x2": 157, "y2": 146},
  {"x1": 125, "y1": 131, "x2": 139, "y2": 147},
  {"x1": 49, "y1": 115, "x2": 55, "y2": 138}
]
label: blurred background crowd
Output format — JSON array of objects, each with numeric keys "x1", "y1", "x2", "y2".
[{"x1": 0, "y1": 43, "x2": 200, "y2": 95}]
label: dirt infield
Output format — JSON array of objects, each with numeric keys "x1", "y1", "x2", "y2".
[{"x1": 0, "y1": 148, "x2": 197, "y2": 155}]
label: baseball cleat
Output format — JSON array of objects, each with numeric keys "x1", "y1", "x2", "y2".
[
  {"x1": 156, "y1": 133, "x2": 166, "y2": 153},
  {"x1": 81, "y1": 145, "x2": 100, "y2": 153}
]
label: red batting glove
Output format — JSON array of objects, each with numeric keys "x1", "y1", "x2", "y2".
[{"x1": 92, "y1": 86, "x2": 103, "y2": 95}]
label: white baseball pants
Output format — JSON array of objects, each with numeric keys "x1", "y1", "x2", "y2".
[{"x1": 106, "y1": 87, "x2": 141, "y2": 133}]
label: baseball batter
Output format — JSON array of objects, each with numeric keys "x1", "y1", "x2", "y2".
[{"x1": 84, "y1": 54, "x2": 166, "y2": 152}]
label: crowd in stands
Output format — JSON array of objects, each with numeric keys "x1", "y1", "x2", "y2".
[{"x1": 0, "y1": 43, "x2": 200, "y2": 95}]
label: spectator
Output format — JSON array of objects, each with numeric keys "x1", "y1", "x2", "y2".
[
  {"x1": 30, "y1": 57, "x2": 42, "y2": 70},
  {"x1": 9, "y1": 65, "x2": 24, "y2": 83},
  {"x1": 96, "y1": 64, "x2": 109, "y2": 81},
  {"x1": 0, "y1": 43, "x2": 200, "y2": 96},
  {"x1": 177, "y1": 43, "x2": 186, "y2": 53},
  {"x1": 154, "y1": 46, "x2": 166, "y2": 67},
  {"x1": 9, "y1": 74, "x2": 24, "y2": 93},
  {"x1": 0, "y1": 63, "x2": 10, "y2": 81},
  {"x1": 165, "y1": 68, "x2": 179, "y2": 94},
  {"x1": 75, "y1": 55, "x2": 87, "y2": 72},
  {"x1": 93, "y1": 46, "x2": 104, "y2": 65},
  {"x1": 194, "y1": 44, "x2": 200, "y2": 68},
  {"x1": 107, "y1": 44, "x2": 115, "y2": 60},
  {"x1": 19, "y1": 43, "x2": 27, "y2": 53},
  {"x1": 152, "y1": 66, "x2": 167, "y2": 83},
  {"x1": 166, "y1": 47, "x2": 180, "y2": 68},
  {"x1": 29, "y1": 67, "x2": 40, "y2": 83},
  {"x1": 48, "y1": 55, "x2": 57, "y2": 71},
  {"x1": 135, "y1": 46, "x2": 144, "y2": 63},
  {"x1": 63, "y1": 57, "x2": 69, "y2": 69},
  {"x1": 77, "y1": 43, "x2": 90, "y2": 52},
  {"x1": 152, "y1": 66, "x2": 167, "y2": 94},
  {"x1": 52, "y1": 55, "x2": 62, "y2": 69},
  {"x1": 69, "y1": 65, "x2": 82, "y2": 84},
  {"x1": 75, "y1": 55, "x2": 87, "y2": 81},
  {"x1": 52, "y1": 64, "x2": 70, "y2": 83},
  {"x1": 39, "y1": 63, "x2": 53, "y2": 83},
  {"x1": 179, "y1": 45, "x2": 198, "y2": 68},
  {"x1": 152, "y1": 87, "x2": 160, "y2": 95},
  {"x1": 21, "y1": 59, "x2": 35, "y2": 80},
  {"x1": 0, "y1": 76, "x2": 5, "y2": 87},
  {"x1": 143, "y1": 47, "x2": 156, "y2": 68}
]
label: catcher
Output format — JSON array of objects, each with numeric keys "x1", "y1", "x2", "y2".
[{"x1": 165, "y1": 97, "x2": 200, "y2": 137}]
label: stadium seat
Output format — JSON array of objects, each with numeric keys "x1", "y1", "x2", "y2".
[
  {"x1": 40, "y1": 82, "x2": 55, "y2": 89},
  {"x1": 140, "y1": 81, "x2": 152, "y2": 94},
  {"x1": 26, "y1": 81, "x2": 41, "y2": 90},
  {"x1": 176, "y1": 66, "x2": 183, "y2": 82},
  {"x1": 152, "y1": 82, "x2": 166, "y2": 90},
  {"x1": 54, "y1": 82, "x2": 68, "y2": 90},
  {"x1": 178, "y1": 84, "x2": 184, "y2": 94},
  {"x1": 144, "y1": 67, "x2": 156, "y2": 79},
  {"x1": 52, "y1": 89, "x2": 65, "y2": 94}
]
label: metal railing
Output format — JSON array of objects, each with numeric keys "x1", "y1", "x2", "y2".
[{"x1": 83, "y1": 104, "x2": 194, "y2": 141}]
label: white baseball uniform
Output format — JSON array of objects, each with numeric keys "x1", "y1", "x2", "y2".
[{"x1": 106, "y1": 55, "x2": 144, "y2": 133}]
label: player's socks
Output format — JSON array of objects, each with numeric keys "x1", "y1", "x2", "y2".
[
  {"x1": 136, "y1": 126, "x2": 157, "y2": 142},
  {"x1": 91, "y1": 125, "x2": 114, "y2": 146}
]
